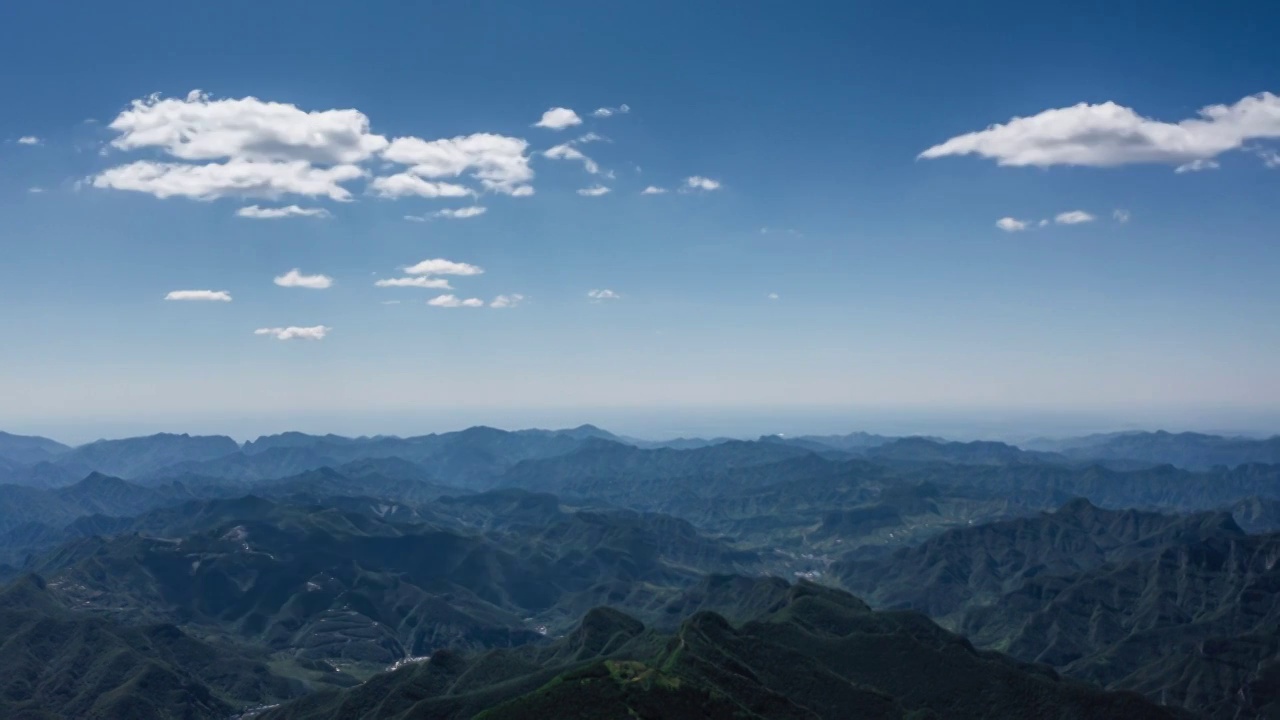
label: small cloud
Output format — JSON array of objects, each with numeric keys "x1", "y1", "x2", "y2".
[
  {"x1": 510, "y1": 186, "x2": 535, "y2": 197},
  {"x1": 592, "y1": 104, "x2": 631, "y2": 118},
  {"x1": 1256, "y1": 147, "x2": 1280, "y2": 168},
  {"x1": 545, "y1": 143, "x2": 601, "y2": 174},
  {"x1": 370, "y1": 174, "x2": 473, "y2": 198},
  {"x1": 1113, "y1": 209, "x2": 1131, "y2": 223},
  {"x1": 165, "y1": 289, "x2": 232, "y2": 302},
  {"x1": 995, "y1": 217, "x2": 1030, "y2": 232},
  {"x1": 534, "y1": 107, "x2": 583, "y2": 130},
  {"x1": 588, "y1": 289, "x2": 620, "y2": 302},
  {"x1": 255, "y1": 325, "x2": 330, "y2": 340},
  {"x1": 17, "y1": 136, "x2": 41, "y2": 145},
  {"x1": 28, "y1": 187, "x2": 45, "y2": 194},
  {"x1": 237, "y1": 205, "x2": 331, "y2": 219},
  {"x1": 1055, "y1": 210, "x2": 1095, "y2": 225},
  {"x1": 375, "y1": 276, "x2": 452, "y2": 289},
  {"x1": 1038, "y1": 219, "x2": 1049, "y2": 227},
  {"x1": 404, "y1": 214, "x2": 429, "y2": 222},
  {"x1": 767, "y1": 292, "x2": 780, "y2": 300},
  {"x1": 575, "y1": 132, "x2": 607, "y2": 144},
  {"x1": 434, "y1": 206, "x2": 487, "y2": 219},
  {"x1": 1175, "y1": 159, "x2": 1219, "y2": 173},
  {"x1": 428, "y1": 294, "x2": 484, "y2": 308},
  {"x1": 683, "y1": 176, "x2": 721, "y2": 192},
  {"x1": 274, "y1": 269, "x2": 333, "y2": 289},
  {"x1": 381, "y1": 300, "x2": 402, "y2": 305},
  {"x1": 490, "y1": 294, "x2": 525, "y2": 308},
  {"x1": 760, "y1": 227, "x2": 802, "y2": 237},
  {"x1": 577, "y1": 185, "x2": 611, "y2": 197},
  {"x1": 641, "y1": 186, "x2": 667, "y2": 195},
  {"x1": 404, "y1": 258, "x2": 483, "y2": 276}
]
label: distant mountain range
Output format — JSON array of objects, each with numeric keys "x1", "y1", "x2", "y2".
[{"x1": 3, "y1": 423, "x2": 1280, "y2": 717}]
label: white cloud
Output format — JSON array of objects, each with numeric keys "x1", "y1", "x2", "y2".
[
  {"x1": 641, "y1": 185, "x2": 667, "y2": 195},
  {"x1": 587, "y1": 289, "x2": 620, "y2": 301},
  {"x1": 490, "y1": 294, "x2": 525, "y2": 308},
  {"x1": 577, "y1": 185, "x2": 611, "y2": 196},
  {"x1": 369, "y1": 173, "x2": 473, "y2": 198},
  {"x1": 1055, "y1": 210, "x2": 1095, "y2": 225},
  {"x1": 995, "y1": 217, "x2": 1029, "y2": 232},
  {"x1": 254, "y1": 325, "x2": 330, "y2": 340},
  {"x1": 375, "y1": 277, "x2": 452, "y2": 289},
  {"x1": 1038, "y1": 219, "x2": 1050, "y2": 227},
  {"x1": 575, "y1": 132, "x2": 607, "y2": 144},
  {"x1": 404, "y1": 214, "x2": 429, "y2": 222},
  {"x1": 592, "y1": 104, "x2": 631, "y2": 118},
  {"x1": 434, "y1": 206, "x2": 487, "y2": 219},
  {"x1": 920, "y1": 92, "x2": 1280, "y2": 169},
  {"x1": 428, "y1": 294, "x2": 484, "y2": 308},
  {"x1": 767, "y1": 292, "x2": 779, "y2": 300},
  {"x1": 381, "y1": 133, "x2": 533, "y2": 196},
  {"x1": 165, "y1": 289, "x2": 232, "y2": 302},
  {"x1": 381, "y1": 300, "x2": 401, "y2": 305},
  {"x1": 1174, "y1": 159, "x2": 1219, "y2": 173},
  {"x1": 92, "y1": 159, "x2": 364, "y2": 201},
  {"x1": 1113, "y1": 209, "x2": 1131, "y2": 223},
  {"x1": 404, "y1": 258, "x2": 484, "y2": 276},
  {"x1": 544, "y1": 143, "x2": 601, "y2": 174},
  {"x1": 274, "y1": 269, "x2": 333, "y2": 289},
  {"x1": 17, "y1": 136, "x2": 41, "y2": 145},
  {"x1": 106, "y1": 90, "x2": 387, "y2": 164},
  {"x1": 237, "y1": 204, "x2": 330, "y2": 219},
  {"x1": 28, "y1": 187, "x2": 45, "y2": 194},
  {"x1": 683, "y1": 176, "x2": 721, "y2": 191},
  {"x1": 1258, "y1": 148, "x2": 1280, "y2": 168},
  {"x1": 533, "y1": 107, "x2": 582, "y2": 130}
]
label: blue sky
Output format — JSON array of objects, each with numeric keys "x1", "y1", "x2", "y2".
[{"x1": 2, "y1": 1, "x2": 1279, "y2": 442}]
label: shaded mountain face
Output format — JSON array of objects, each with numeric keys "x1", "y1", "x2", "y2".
[
  {"x1": 1027, "y1": 431, "x2": 1280, "y2": 470},
  {"x1": 0, "y1": 574, "x2": 300, "y2": 720},
  {"x1": 0, "y1": 431, "x2": 70, "y2": 465},
  {"x1": 29, "y1": 493, "x2": 760, "y2": 669},
  {"x1": 834, "y1": 499, "x2": 1280, "y2": 718},
  {"x1": 58, "y1": 433, "x2": 241, "y2": 479},
  {"x1": 258, "y1": 580, "x2": 1176, "y2": 720}
]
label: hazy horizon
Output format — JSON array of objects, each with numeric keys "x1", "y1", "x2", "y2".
[{"x1": 7, "y1": 404, "x2": 1279, "y2": 447}]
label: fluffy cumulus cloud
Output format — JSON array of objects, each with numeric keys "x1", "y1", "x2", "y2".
[
  {"x1": 106, "y1": 90, "x2": 387, "y2": 164},
  {"x1": 17, "y1": 136, "x2": 41, "y2": 145},
  {"x1": 428, "y1": 294, "x2": 485, "y2": 308},
  {"x1": 533, "y1": 107, "x2": 582, "y2": 130},
  {"x1": 577, "y1": 185, "x2": 611, "y2": 197},
  {"x1": 544, "y1": 143, "x2": 601, "y2": 174},
  {"x1": 434, "y1": 206, "x2": 487, "y2": 219},
  {"x1": 640, "y1": 185, "x2": 667, "y2": 195},
  {"x1": 236, "y1": 204, "x2": 330, "y2": 219},
  {"x1": 274, "y1": 269, "x2": 333, "y2": 289},
  {"x1": 920, "y1": 92, "x2": 1280, "y2": 169},
  {"x1": 93, "y1": 160, "x2": 364, "y2": 201},
  {"x1": 404, "y1": 258, "x2": 484, "y2": 276},
  {"x1": 995, "y1": 217, "x2": 1029, "y2": 232},
  {"x1": 380, "y1": 133, "x2": 534, "y2": 196},
  {"x1": 1055, "y1": 210, "x2": 1095, "y2": 225},
  {"x1": 374, "y1": 276, "x2": 452, "y2": 289},
  {"x1": 254, "y1": 325, "x2": 330, "y2": 340},
  {"x1": 683, "y1": 176, "x2": 721, "y2": 191},
  {"x1": 490, "y1": 294, "x2": 525, "y2": 308},
  {"x1": 592, "y1": 104, "x2": 631, "y2": 118},
  {"x1": 165, "y1": 289, "x2": 231, "y2": 302},
  {"x1": 369, "y1": 173, "x2": 473, "y2": 199},
  {"x1": 587, "y1": 288, "x2": 620, "y2": 301}
]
